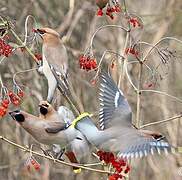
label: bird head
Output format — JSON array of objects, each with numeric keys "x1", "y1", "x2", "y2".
[
  {"x1": 9, "y1": 110, "x2": 26, "y2": 123},
  {"x1": 34, "y1": 27, "x2": 60, "y2": 44},
  {"x1": 39, "y1": 101, "x2": 55, "y2": 116}
]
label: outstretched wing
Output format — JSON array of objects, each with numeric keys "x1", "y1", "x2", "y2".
[
  {"x1": 99, "y1": 73, "x2": 132, "y2": 130},
  {"x1": 99, "y1": 127, "x2": 174, "y2": 159},
  {"x1": 117, "y1": 129, "x2": 174, "y2": 159}
]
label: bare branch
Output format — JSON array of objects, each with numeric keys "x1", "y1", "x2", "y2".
[{"x1": 140, "y1": 113, "x2": 182, "y2": 129}]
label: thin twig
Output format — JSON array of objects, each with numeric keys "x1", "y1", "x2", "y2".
[
  {"x1": 135, "y1": 62, "x2": 143, "y2": 128},
  {"x1": 140, "y1": 113, "x2": 182, "y2": 128},
  {"x1": 142, "y1": 37, "x2": 182, "y2": 63},
  {"x1": 0, "y1": 135, "x2": 128, "y2": 177},
  {"x1": 118, "y1": 31, "x2": 130, "y2": 87},
  {"x1": 140, "y1": 89, "x2": 182, "y2": 103},
  {"x1": 90, "y1": 25, "x2": 128, "y2": 53},
  {"x1": 0, "y1": 74, "x2": 4, "y2": 87}
]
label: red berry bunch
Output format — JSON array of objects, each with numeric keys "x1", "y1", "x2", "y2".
[
  {"x1": 97, "y1": 150, "x2": 131, "y2": 180},
  {"x1": 8, "y1": 90, "x2": 21, "y2": 106},
  {"x1": 125, "y1": 47, "x2": 139, "y2": 58},
  {"x1": 96, "y1": 0, "x2": 121, "y2": 20},
  {"x1": 128, "y1": 17, "x2": 141, "y2": 28},
  {"x1": 0, "y1": 85, "x2": 24, "y2": 118},
  {"x1": 34, "y1": 53, "x2": 42, "y2": 61},
  {"x1": 0, "y1": 38, "x2": 13, "y2": 57},
  {"x1": 79, "y1": 55, "x2": 97, "y2": 71},
  {"x1": 0, "y1": 99, "x2": 10, "y2": 117},
  {"x1": 25, "y1": 156, "x2": 41, "y2": 171}
]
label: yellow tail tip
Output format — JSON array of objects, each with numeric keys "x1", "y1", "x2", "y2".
[{"x1": 73, "y1": 168, "x2": 81, "y2": 174}]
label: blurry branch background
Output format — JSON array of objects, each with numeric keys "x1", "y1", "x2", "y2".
[{"x1": 0, "y1": 0, "x2": 182, "y2": 180}]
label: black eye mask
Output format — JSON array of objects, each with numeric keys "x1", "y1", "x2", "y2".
[
  {"x1": 9, "y1": 110, "x2": 25, "y2": 122},
  {"x1": 39, "y1": 106, "x2": 48, "y2": 115},
  {"x1": 14, "y1": 114, "x2": 25, "y2": 122}
]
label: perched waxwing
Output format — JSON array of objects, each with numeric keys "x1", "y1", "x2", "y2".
[
  {"x1": 34, "y1": 27, "x2": 68, "y2": 103},
  {"x1": 9, "y1": 102, "x2": 90, "y2": 173},
  {"x1": 38, "y1": 101, "x2": 90, "y2": 163},
  {"x1": 75, "y1": 72, "x2": 176, "y2": 159},
  {"x1": 9, "y1": 110, "x2": 76, "y2": 146}
]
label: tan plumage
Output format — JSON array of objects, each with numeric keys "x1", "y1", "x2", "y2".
[
  {"x1": 9, "y1": 101, "x2": 90, "y2": 168},
  {"x1": 39, "y1": 100, "x2": 59, "y2": 120},
  {"x1": 38, "y1": 101, "x2": 90, "y2": 162},
  {"x1": 9, "y1": 109, "x2": 76, "y2": 146},
  {"x1": 35, "y1": 27, "x2": 68, "y2": 102}
]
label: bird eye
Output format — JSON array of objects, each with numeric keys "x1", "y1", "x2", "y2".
[{"x1": 37, "y1": 29, "x2": 46, "y2": 35}]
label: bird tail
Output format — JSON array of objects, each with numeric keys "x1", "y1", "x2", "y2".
[
  {"x1": 65, "y1": 151, "x2": 81, "y2": 174},
  {"x1": 50, "y1": 65, "x2": 70, "y2": 96},
  {"x1": 118, "y1": 140, "x2": 178, "y2": 159}
]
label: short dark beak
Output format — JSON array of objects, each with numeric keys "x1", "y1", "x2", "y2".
[
  {"x1": 33, "y1": 29, "x2": 43, "y2": 39},
  {"x1": 9, "y1": 110, "x2": 20, "y2": 118}
]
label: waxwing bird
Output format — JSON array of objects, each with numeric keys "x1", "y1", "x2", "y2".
[
  {"x1": 34, "y1": 27, "x2": 68, "y2": 103},
  {"x1": 9, "y1": 102, "x2": 90, "y2": 173},
  {"x1": 38, "y1": 101, "x2": 90, "y2": 163},
  {"x1": 9, "y1": 110, "x2": 76, "y2": 146},
  {"x1": 75, "y1": 72, "x2": 176, "y2": 159}
]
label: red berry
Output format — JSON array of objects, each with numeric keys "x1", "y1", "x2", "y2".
[
  {"x1": 34, "y1": 53, "x2": 42, "y2": 61},
  {"x1": 3, "y1": 99, "x2": 10, "y2": 105},
  {"x1": 33, "y1": 163, "x2": 40, "y2": 171},
  {"x1": 17, "y1": 90, "x2": 24, "y2": 98},
  {"x1": 1, "y1": 101, "x2": 8, "y2": 108},
  {"x1": 119, "y1": 159, "x2": 126, "y2": 166},
  {"x1": 0, "y1": 106, "x2": 6, "y2": 116},
  {"x1": 12, "y1": 100, "x2": 20, "y2": 106},
  {"x1": 97, "y1": 8, "x2": 103, "y2": 16},
  {"x1": 31, "y1": 159, "x2": 36, "y2": 165},
  {"x1": 8, "y1": 91, "x2": 13, "y2": 97}
]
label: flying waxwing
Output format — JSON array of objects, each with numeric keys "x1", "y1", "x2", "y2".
[
  {"x1": 34, "y1": 27, "x2": 68, "y2": 103},
  {"x1": 75, "y1": 72, "x2": 176, "y2": 159}
]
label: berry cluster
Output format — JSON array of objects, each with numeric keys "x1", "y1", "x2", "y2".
[
  {"x1": 97, "y1": 150, "x2": 130, "y2": 180},
  {"x1": 0, "y1": 38, "x2": 13, "y2": 57},
  {"x1": 96, "y1": 0, "x2": 121, "y2": 20},
  {"x1": 0, "y1": 85, "x2": 24, "y2": 118},
  {"x1": 79, "y1": 55, "x2": 97, "y2": 71},
  {"x1": 128, "y1": 17, "x2": 141, "y2": 28},
  {"x1": 8, "y1": 90, "x2": 23, "y2": 106},
  {"x1": 0, "y1": 99, "x2": 9, "y2": 117},
  {"x1": 25, "y1": 156, "x2": 41, "y2": 171},
  {"x1": 125, "y1": 47, "x2": 139, "y2": 58}
]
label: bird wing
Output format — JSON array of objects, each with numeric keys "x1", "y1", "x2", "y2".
[
  {"x1": 45, "y1": 121, "x2": 68, "y2": 133},
  {"x1": 43, "y1": 43, "x2": 68, "y2": 76},
  {"x1": 99, "y1": 72, "x2": 132, "y2": 130},
  {"x1": 100, "y1": 127, "x2": 173, "y2": 159}
]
